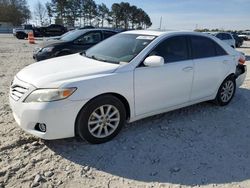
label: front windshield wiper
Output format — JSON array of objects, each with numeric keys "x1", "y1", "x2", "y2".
[
  {"x1": 85, "y1": 54, "x2": 119, "y2": 64},
  {"x1": 90, "y1": 55, "x2": 103, "y2": 61},
  {"x1": 80, "y1": 51, "x2": 86, "y2": 56}
]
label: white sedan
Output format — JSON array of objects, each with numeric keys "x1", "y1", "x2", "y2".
[{"x1": 9, "y1": 30, "x2": 247, "y2": 144}]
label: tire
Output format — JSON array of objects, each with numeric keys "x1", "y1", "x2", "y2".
[
  {"x1": 76, "y1": 95, "x2": 126, "y2": 144},
  {"x1": 16, "y1": 32, "x2": 26, "y2": 39},
  {"x1": 214, "y1": 76, "x2": 236, "y2": 106}
]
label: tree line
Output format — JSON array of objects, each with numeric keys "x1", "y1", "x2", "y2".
[
  {"x1": 44, "y1": 0, "x2": 152, "y2": 29},
  {"x1": 0, "y1": 0, "x2": 30, "y2": 25},
  {"x1": 0, "y1": 0, "x2": 152, "y2": 29},
  {"x1": 195, "y1": 28, "x2": 250, "y2": 33}
]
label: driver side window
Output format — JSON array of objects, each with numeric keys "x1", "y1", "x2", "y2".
[
  {"x1": 76, "y1": 32, "x2": 102, "y2": 45},
  {"x1": 149, "y1": 36, "x2": 189, "y2": 63}
]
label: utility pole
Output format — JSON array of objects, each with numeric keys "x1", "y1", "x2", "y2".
[
  {"x1": 159, "y1": 16, "x2": 162, "y2": 30},
  {"x1": 195, "y1": 24, "x2": 198, "y2": 30}
]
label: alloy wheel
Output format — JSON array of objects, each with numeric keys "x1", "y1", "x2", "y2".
[
  {"x1": 220, "y1": 80, "x2": 235, "y2": 103},
  {"x1": 88, "y1": 105, "x2": 120, "y2": 138}
]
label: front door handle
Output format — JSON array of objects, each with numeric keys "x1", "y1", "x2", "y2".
[{"x1": 182, "y1": 67, "x2": 193, "y2": 72}]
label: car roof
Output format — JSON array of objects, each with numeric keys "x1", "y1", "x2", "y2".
[
  {"x1": 123, "y1": 30, "x2": 213, "y2": 37},
  {"x1": 123, "y1": 30, "x2": 167, "y2": 36},
  {"x1": 77, "y1": 28, "x2": 118, "y2": 32}
]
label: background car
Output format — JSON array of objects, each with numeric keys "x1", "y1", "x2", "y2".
[
  {"x1": 239, "y1": 31, "x2": 250, "y2": 40},
  {"x1": 13, "y1": 24, "x2": 67, "y2": 39},
  {"x1": 232, "y1": 33, "x2": 244, "y2": 48},
  {"x1": 33, "y1": 29, "x2": 118, "y2": 61},
  {"x1": 13, "y1": 24, "x2": 34, "y2": 39},
  {"x1": 206, "y1": 32, "x2": 236, "y2": 48},
  {"x1": 10, "y1": 31, "x2": 247, "y2": 144},
  {"x1": 45, "y1": 27, "x2": 96, "y2": 41},
  {"x1": 45, "y1": 30, "x2": 75, "y2": 41},
  {"x1": 39, "y1": 24, "x2": 67, "y2": 37}
]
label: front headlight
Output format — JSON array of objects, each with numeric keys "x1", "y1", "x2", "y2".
[
  {"x1": 42, "y1": 47, "x2": 54, "y2": 53},
  {"x1": 34, "y1": 47, "x2": 41, "y2": 53},
  {"x1": 24, "y1": 88, "x2": 77, "y2": 103}
]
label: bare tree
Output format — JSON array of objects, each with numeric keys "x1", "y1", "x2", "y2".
[
  {"x1": 97, "y1": 3, "x2": 109, "y2": 27},
  {"x1": 46, "y1": 2, "x2": 53, "y2": 24},
  {"x1": 34, "y1": 1, "x2": 47, "y2": 26}
]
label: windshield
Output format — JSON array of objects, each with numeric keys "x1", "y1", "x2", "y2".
[
  {"x1": 61, "y1": 30, "x2": 86, "y2": 41},
  {"x1": 85, "y1": 34, "x2": 156, "y2": 64},
  {"x1": 60, "y1": 30, "x2": 73, "y2": 37}
]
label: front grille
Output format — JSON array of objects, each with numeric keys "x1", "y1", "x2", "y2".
[{"x1": 10, "y1": 84, "x2": 28, "y2": 101}]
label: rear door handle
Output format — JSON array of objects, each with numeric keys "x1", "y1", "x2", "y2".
[{"x1": 182, "y1": 67, "x2": 193, "y2": 72}]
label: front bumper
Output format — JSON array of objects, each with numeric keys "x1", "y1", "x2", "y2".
[
  {"x1": 33, "y1": 49, "x2": 54, "y2": 62},
  {"x1": 9, "y1": 77, "x2": 87, "y2": 140}
]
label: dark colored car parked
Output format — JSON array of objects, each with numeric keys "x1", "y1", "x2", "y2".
[
  {"x1": 13, "y1": 24, "x2": 67, "y2": 39},
  {"x1": 232, "y1": 33, "x2": 244, "y2": 48},
  {"x1": 39, "y1": 24, "x2": 68, "y2": 37},
  {"x1": 33, "y1": 29, "x2": 118, "y2": 61}
]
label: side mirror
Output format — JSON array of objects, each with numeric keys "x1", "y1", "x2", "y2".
[{"x1": 143, "y1": 55, "x2": 164, "y2": 67}]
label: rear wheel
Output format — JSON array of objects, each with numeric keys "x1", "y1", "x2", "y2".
[
  {"x1": 76, "y1": 95, "x2": 126, "y2": 144},
  {"x1": 214, "y1": 76, "x2": 236, "y2": 106}
]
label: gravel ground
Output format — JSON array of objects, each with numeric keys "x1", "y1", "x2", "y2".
[{"x1": 0, "y1": 34, "x2": 250, "y2": 188}]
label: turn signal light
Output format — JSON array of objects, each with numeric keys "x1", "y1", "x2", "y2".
[{"x1": 239, "y1": 57, "x2": 245, "y2": 65}]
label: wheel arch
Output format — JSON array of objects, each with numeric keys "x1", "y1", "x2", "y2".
[
  {"x1": 220, "y1": 72, "x2": 236, "y2": 88},
  {"x1": 74, "y1": 92, "x2": 131, "y2": 136},
  {"x1": 214, "y1": 72, "x2": 237, "y2": 106},
  {"x1": 16, "y1": 31, "x2": 27, "y2": 39},
  {"x1": 226, "y1": 72, "x2": 236, "y2": 80}
]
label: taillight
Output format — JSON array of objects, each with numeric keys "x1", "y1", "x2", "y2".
[{"x1": 239, "y1": 57, "x2": 245, "y2": 65}]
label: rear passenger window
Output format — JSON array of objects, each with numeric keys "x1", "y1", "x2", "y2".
[
  {"x1": 190, "y1": 36, "x2": 216, "y2": 59},
  {"x1": 225, "y1": 34, "x2": 232, "y2": 40},
  {"x1": 150, "y1": 36, "x2": 189, "y2": 63},
  {"x1": 215, "y1": 43, "x2": 227, "y2": 56},
  {"x1": 221, "y1": 34, "x2": 227, "y2": 40},
  {"x1": 216, "y1": 33, "x2": 223, "y2": 40}
]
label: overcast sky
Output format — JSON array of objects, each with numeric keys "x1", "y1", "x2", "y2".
[{"x1": 27, "y1": 0, "x2": 250, "y2": 30}]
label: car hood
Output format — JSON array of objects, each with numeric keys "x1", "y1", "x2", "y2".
[
  {"x1": 16, "y1": 54, "x2": 120, "y2": 88},
  {"x1": 46, "y1": 36, "x2": 61, "y2": 41},
  {"x1": 40, "y1": 40, "x2": 66, "y2": 48}
]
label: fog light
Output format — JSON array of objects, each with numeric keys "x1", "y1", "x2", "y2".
[{"x1": 35, "y1": 123, "x2": 46, "y2": 132}]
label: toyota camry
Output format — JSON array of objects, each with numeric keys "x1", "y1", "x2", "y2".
[{"x1": 9, "y1": 30, "x2": 247, "y2": 144}]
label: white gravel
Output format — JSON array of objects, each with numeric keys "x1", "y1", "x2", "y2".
[{"x1": 0, "y1": 34, "x2": 250, "y2": 188}]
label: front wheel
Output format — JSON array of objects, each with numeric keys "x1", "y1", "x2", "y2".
[
  {"x1": 214, "y1": 76, "x2": 236, "y2": 106},
  {"x1": 16, "y1": 32, "x2": 26, "y2": 39},
  {"x1": 76, "y1": 95, "x2": 126, "y2": 144}
]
